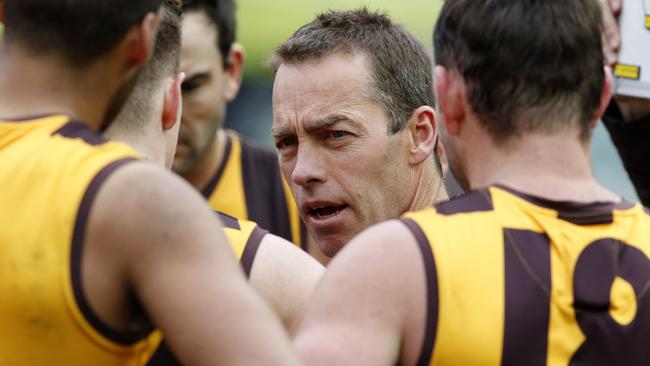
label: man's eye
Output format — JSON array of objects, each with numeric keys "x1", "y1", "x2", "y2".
[
  {"x1": 276, "y1": 137, "x2": 297, "y2": 149},
  {"x1": 181, "y1": 81, "x2": 199, "y2": 93},
  {"x1": 329, "y1": 131, "x2": 348, "y2": 139}
]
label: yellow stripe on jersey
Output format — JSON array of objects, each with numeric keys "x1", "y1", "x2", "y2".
[
  {"x1": 646, "y1": 15, "x2": 650, "y2": 29},
  {"x1": 207, "y1": 131, "x2": 247, "y2": 220},
  {"x1": 403, "y1": 185, "x2": 650, "y2": 366},
  {"x1": 283, "y1": 177, "x2": 304, "y2": 249},
  {"x1": 0, "y1": 115, "x2": 157, "y2": 365}
]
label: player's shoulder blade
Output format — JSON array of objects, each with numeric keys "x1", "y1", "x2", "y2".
[{"x1": 0, "y1": 114, "x2": 152, "y2": 365}]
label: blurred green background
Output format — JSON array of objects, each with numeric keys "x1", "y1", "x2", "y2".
[{"x1": 237, "y1": 0, "x2": 442, "y2": 80}]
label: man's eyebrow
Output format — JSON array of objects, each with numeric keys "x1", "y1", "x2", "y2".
[
  {"x1": 183, "y1": 71, "x2": 210, "y2": 83},
  {"x1": 305, "y1": 114, "x2": 356, "y2": 132},
  {"x1": 271, "y1": 114, "x2": 361, "y2": 138},
  {"x1": 271, "y1": 124, "x2": 293, "y2": 138}
]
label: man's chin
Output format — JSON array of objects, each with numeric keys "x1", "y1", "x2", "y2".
[
  {"x1": 171, "y1": 157, "x2": 195, "y2": 175},
  {"x1": 315, "y1": 233, "x2": 353, "y2": 258}
]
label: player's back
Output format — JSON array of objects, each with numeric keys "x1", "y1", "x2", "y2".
[
  {"x1": 403, "y1": 185, "x2": 650, "y2": 365},
  {"x1": 0, "y1": 115, "x2": 157, "y2": 365}
]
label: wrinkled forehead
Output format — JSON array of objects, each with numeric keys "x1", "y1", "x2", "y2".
[{"x1": 271, "y1": 52, "x2": 377, "y2": 126}]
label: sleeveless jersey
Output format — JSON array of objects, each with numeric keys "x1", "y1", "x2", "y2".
[
  {"x1": 402, "y1": 185, "x2": 650, "y2": 366},
  {"x1": 202, "y1": 130, "x2": 306, "y2": 249},
  {"x1": 0, "y1": 115, "x2": 158, "y2": 365},
  {"x1": 145, "y1": 212, "x2": 268, "y2": 365}
]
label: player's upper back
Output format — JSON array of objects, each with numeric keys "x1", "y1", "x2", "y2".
[
  {"x1": 0, "y1": 115, "x2": 156, "y2": 365},
  {"x1": 403, "y1": 185, "x2": 650, "y2": 366}
]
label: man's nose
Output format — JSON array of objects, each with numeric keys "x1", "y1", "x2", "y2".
[{"x1": 291, "y1": 143, "x2": 327, "y2": 188}]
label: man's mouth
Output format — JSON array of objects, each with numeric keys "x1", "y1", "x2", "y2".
[{"x1": 308, "y1": 204, "x2": 348, "y2": 220}]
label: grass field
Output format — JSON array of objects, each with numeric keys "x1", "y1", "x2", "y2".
[{"x1": 238, "y1": 0, "x2": 443, "y2": 79}]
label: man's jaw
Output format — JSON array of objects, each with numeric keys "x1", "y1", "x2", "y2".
[{"x1": 301, "y1": 199, "x2": 355, "y2": 257}]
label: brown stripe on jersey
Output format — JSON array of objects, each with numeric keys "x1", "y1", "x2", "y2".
[
  {"x1": 201, "y1": 134, "x2": 233, "y2": 199},
  {"x1": 495, "y1": 184, "x2": 635, "y2": 225},
  {"x1": 214, "y1": 211, "x2": 240, "y2": 230},
  {"x1": 70, "y1": 157, "x2": 153, "y2": 346},
  {"x1": 400, "y1": 218, "x2": 438, "y2": 366},
  {"x1": 146, "y1": 340, "x2": 181, "y2": 366},
  {"x1": 435, "y1": 188, "x2": 493, "y2": 215},
  {"x1": 52, "y1": 121, "x2": 108, "y2": 146},
  {"x1": 239, "y1": 136, "x2": 294, "y2": 242},
  {"x1": 300, "y1": 221, "x2": 309, "y2": 252},
  {"x1": 240, "y1": 226, "x2": 268, "y2": 278},
  {"x1": 502, "y1": 229, "x2": 551, "y2": 365}
]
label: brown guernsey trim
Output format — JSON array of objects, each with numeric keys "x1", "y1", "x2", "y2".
[
  {"x1": 53, "y1": 121, "x2": 109, "y2": 146},
  {"x1": 400, "y1": 218, "x2": 438, "y2": 366},
  {"x1": 215, "y1": 211, "x2": 241, "y2": 230},
  {"x1": 70, "y1": 157, "x2": 153, "y2": 345},
  {"x1": 494, "y1": 184, "x2": 634, "y2": 225},
  {"x1": 201, "y1": 134, "x2": 233, "y2": 198},
  {"x1": 239, "y1": 135, "x2": 294, "y2": 242},
  {"x1": 240, "y1": 226, "x2": 268, "y2": 278},
  {"x1": 435, "y1": 188, "x2": 494, "y2": 216}
]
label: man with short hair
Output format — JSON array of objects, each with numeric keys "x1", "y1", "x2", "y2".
[
  {"x1": 174, "y1": 0, "x2": 307, "y2": 250},
  {"x1": 104, "y1": 8, "x2": 323, "y2": 362},
  {"x1": 0, "y1": 1, "x2": 299, "y2": 364},
  {"x1": 294, "y1": 1, "x2": 650, "y2": 364},
  {"x1": 271, "y1": 8, "x2": 448, "y2": 258}
]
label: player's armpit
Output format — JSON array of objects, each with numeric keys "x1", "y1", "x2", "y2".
[
  {"x1": 293, "y1": 219, "x2": 430, "y2": 366},
  {"x1": 249, "y1": 233, "x2": 325, "y2": 333},
  {"x1": 85, "y1": 161, "x2": 300, "y2": 366}
]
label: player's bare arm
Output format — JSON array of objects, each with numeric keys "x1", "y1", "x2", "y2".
[
  {"x1": 249, "y1": 233, "x2": 324, "y2": 333},
  {"x1": 294, "y1": 220, "x2": 429, "y2": 366},
  {"x1": 84, "y1": 161, "x2": 300, "y2": 366}
]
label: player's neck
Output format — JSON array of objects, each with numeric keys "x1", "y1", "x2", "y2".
[
  {"x1": 0, "y1": 51, "x2": 117, "y2": 130},
  {"x1": 107, "y1": 118, "x2": 166, "y2": 168},
  {"x1": 408, "y1": 157, "x2": 449, "y2": 212},
  {"x1": 467, "y1": 131, "x2": 619, "y2": 203},
  {"x1": 182, "y1": 128, "x2": 228, "y2": 190}
]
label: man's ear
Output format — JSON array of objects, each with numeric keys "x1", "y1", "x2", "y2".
[
  {"x1": 123, "y1": 10, "x2": 161, "y2": 70},
  {"x1": 434, "y1": 65, "x2": 465, "y2": 137},
  {"x1": 592, "y1": 65, "x2": 614, "y2": 127},
  {"x1": 162, "y1": 72, "x2": 185, "y2": 131},
  {"x1": 408, "y1": 106, "x2": 437, "y2": 166},
  {"x1": 223, "y1": 43, "x2": 245, "y2": 102}
]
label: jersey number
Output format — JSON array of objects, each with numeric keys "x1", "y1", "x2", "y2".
[{"x1": 501, "y1": 229, "x2": 650, "y2": 365}]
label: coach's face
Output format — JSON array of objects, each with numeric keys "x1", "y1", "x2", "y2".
[
  {"x1": 272, "y1": 52, "x2": 415, "y2": 257},
  {"x1": 173, "y1": 11, "x2": 229, "y2": 174}
]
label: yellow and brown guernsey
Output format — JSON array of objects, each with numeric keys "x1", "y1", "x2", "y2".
[
  {"x1": 0, "y1": 115, "x2": 157, "y2": 365},
  {"x1": 145, "y1": 212, "x2": 268, "y2": 366},
  {"x1": 402, "y1": 185, "x2": 650, "y2": 366},
  {"x1": 202, "y1": 130, "x2": 306, "y2": 249}
]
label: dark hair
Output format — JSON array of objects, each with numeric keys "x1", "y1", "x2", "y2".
[
  {"x1": 183, "y1": 0, "x2": 236, "y2": 65},
  {"x1": 113, "y1": 0, "x2": 182, "y2": 131},
  {"x1": 141, "y1": 0, "x2": 183, "y2": 86},
  {"x1": 434, "y1": 0, "x2": 604, "y2": 142},
  {"x1": 3, "y1": 0, "x2": 163, "y2": 67},
  {"x1": 271, "y1": 8, "x2": 435, "y2": 135}
]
